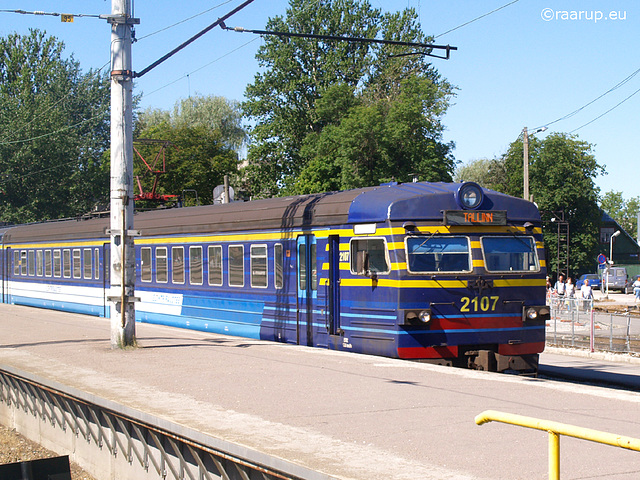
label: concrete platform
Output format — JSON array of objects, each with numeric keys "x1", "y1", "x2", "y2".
[{"x1": 2, "y1": 304, "x2": 640, "y2": 479}]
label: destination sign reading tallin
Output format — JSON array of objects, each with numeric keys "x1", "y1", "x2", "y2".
[{"x1": 444, "y1": 210, "x2": 507, "y2": 226}]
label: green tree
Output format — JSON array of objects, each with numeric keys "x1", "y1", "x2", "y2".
[
  {"x1": 0, "y1": 30, "x2": 110, "y2": 223},
  {"x1": 502, "y1": 132, "x2": 605, "y2": 275},
  {"x1": 138, "y1": 95, "x2": 246, "y2": 150},
  {"x1": 454, "y1": 158, "x2": 509, "y2": 192},
  {"x1": 242, "y1": 0, "x2": 454, "y2": 197},
  {"x1": 600, "y1": 191, "x2": 640, "y2": 236}
]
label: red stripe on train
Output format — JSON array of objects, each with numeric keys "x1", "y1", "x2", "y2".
[
  {"x1": 498, "y1": 342, "x2": 545, "y2": 356},
  {"x1": 398, "y1": 346, "x2": 459, "y2": 359}
]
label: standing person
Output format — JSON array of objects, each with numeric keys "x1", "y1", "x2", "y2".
[
  {"x1": 580, "y1": 278, "x2": 593, "y2": 311},
  {"x1": 633, "y1": 276, "x2": 640, "y2": 302},
  {"x1": 554, "y1": 274, "x2": 566, "y2": 308},
  {"x1": 554, "y1": 274, "x2": 566, "y2": 295},
  {"x1": 566, "y1": 277, "x2": 575, "y2": 310}
]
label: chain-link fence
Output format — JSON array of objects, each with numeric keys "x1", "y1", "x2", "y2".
[{"x1": 546, "y1": 296, "x2": 640, "y2": 354}]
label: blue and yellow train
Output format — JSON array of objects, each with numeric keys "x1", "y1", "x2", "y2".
[{"x1": 0, "y1": 181, "x2": 549, "y2": 372}]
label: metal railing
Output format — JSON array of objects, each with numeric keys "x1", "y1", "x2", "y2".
[
  {"x1": 546, "y1": 296, "x2": 640, "y2": 354},
  {"x1": 475, "y1": 410, "x2": 640, "y2": 480},
  {"x1": 0, "y1": 365, "x2": 330, "y2": 480}
]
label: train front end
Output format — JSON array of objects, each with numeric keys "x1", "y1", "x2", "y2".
[{"x1": 389, "y1": 182, "x2": 548, "y2": 373}]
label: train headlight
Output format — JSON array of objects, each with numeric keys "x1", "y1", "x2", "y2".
[
  {"x1": 418, "y1": 309, "x2": 432, "y2": 323},
  {"x1": 525, "y1": 307, "x2": 538, "y2": 320},
  {"x1": 456, "y1": 182, "x2": 484, "y2": 210}
]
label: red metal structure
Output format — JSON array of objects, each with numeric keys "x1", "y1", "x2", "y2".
[{"x1": 133, "y1": 139, "x2": 179, "y2": 203}]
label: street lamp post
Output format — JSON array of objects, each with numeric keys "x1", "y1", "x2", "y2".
[
  {"x1": 522, "y1": 126, "x2": 547, "y2": 202},
  {"x1": 606, "y1": 230, "x2": 621, "y2": 298},
  {"x1": 610, "y1": 230, "x2": 621, "y2": 263}
]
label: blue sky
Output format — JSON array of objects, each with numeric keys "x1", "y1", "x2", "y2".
[{"x1": 3, "y1": 1, "x2": 638, "y2": 199}]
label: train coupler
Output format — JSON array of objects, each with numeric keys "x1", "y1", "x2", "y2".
[{"x1": 467, "y1": 350, "x2": 539, "y2": 376}]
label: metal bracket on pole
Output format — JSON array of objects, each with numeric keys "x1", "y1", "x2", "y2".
[
  {"x1": 105, "y1": 229, "x2": 141, "y2": 237},
  {"x1": 111, "y1": 70, "x2": 134, "y2": 82},
  {"x1": 99, "y1": 14, "x2": 140, "y2": 25},
  {"x1": 107, "y1": 296, "x2": 140, "y2": 303}
]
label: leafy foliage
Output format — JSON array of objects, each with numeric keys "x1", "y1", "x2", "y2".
[
  {"x1": 242, "y1": 0, "x2": 455, "y2": 197},
  {"x1": 454, "y1": 158, "x2": 509, "y2": 191},
  {"x1": 138, "y1": 95, "x2": 247, "y2": 150},
  {"x1": 0, "y1": 30, "x2": 110, "y2": 223},
  {"x1": 502, "y1": 132, "x2": 605, "y2": 275},
  {"x1": 600, "y1": 191, "x2": 640, "y2": 236}
]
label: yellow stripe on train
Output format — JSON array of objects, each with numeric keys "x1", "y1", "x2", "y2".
[{"x1": 339, "y1": 278, "x2": 546, "y2": 288}]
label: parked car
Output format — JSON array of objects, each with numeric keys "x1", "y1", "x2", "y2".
[
  {"x1": 625, "y1": 275, "x2": 640, "y2": 294},
  {"x1": 576, "y1": 273, "x2": 601, "y2": 290},
  {"x1": 603, "y1": 267, "x2": 628, "y2": 293}
]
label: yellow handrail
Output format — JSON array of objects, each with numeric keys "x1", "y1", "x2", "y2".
[{"x1": 475, "y1": 410, "x2": 640, "y2": 480}]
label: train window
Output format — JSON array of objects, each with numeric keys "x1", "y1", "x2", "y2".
[
  {"x1": 208, "y1": 245, "x2": 223, "y2": 286},
  {"x1": 13, "y1": 251, "x2": 19, "y2": 276},
  {"x1": 250, "y1": 245, "x2": 268, "y2": 288},
  {"x1": 298, "y1": 243, "x2": 318, "y2": 290},
  {"x1": 53, "y1": 250, "x2": 62, "y2": 278},
  {"x1": 141, "y1": 247, "x2": 152, "y2": 282},
  {"x1": 36, "y1": 250, "x2": 43, "y2": 277},
  {"x1": 28, "y1": 251, "x2": 35, "y2": 276},
  {"x1": 63, "y1": 250, "x2": 71, "y2": 278},
  {"x1": 299, "y1": 244, "x2": 306, "y2": 290},
  {"x1": 350, "y1": 239, "x2": 390, "y2": 275},
  {"x1": 189, "y1": 246, "x2": 203, "y2": 285},
  {"x1": 172, "y1": 247, "x2": 185, "y2": 284},
  {"x1": 274, "y1": 244, "x2": 284, "y2": 289},
  {"x1": 156, "y1": 247, "x2": 168, "y2": 283},
  {"x1": 83, "y1": 249, "x2": 92, "y2": 279},
  {"x1": 481, "y1": 236, "x2": 539, "y2": 273},
  {"x1": 104, "y1": 249, "x2": 109, "y2": 281},
  {"x1": 20, "y1": 251, "x2": 27, "y2": 276},
  {"x1": 73, "y1": 249, "x2": 82, "y2": 278},
  {"x1": 228, "y1": 245, "x2": 244, "y2": 287},
  {"x1": 94, "y1": 249, "x2": 100, "y2": 280},
  {"x1": 45, "y1": 250, "x2": 52, "y2": 277},
  {"x1": 406, "y1": 236, "x2": 471, "y2": 273}
]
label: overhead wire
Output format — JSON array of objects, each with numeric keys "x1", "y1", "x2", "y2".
[
  {"x1": 570, "y1": 85, "x2": 640, "y2": 134},
  {"x1": 0, "y1": 9, "x2": 101, "y2": 19},
  {"x1": 142, "y1": 38, "x2": 258, "y2": 98},
  {"x1": 136, "y1": 0, "x2": 235, "y2": 41},
  {"x1": 0, "y1": 62, "x2": 110, "y2": 145},
  {"x1": 137, "y1": 0, "x2": 323, "y2": 101},
  {"x1": 134, "y1": 0, "x2": 257, "y2": 78},
  {"x1": 434, "y1": 0, "x2": 520, "y2": 39},
  {"x1": 0, "y1": 109, "x2": 109, "y2": 147},
  {"x1": 535, "y1": 66, "x2": 640, "y2": 131}
]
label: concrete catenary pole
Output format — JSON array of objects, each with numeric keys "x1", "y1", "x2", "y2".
[
  {"x1": 107, "y1": 0, "x2": 139, "y2": 348},
  {"x1": 522, "y1": 127, "x2": 529, "y2": 201}
]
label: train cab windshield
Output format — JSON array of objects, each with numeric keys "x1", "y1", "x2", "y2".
[
  {"x1": 481, "y1": 236, "x2": 539, "y2": 272},
  {"x1": 406, "y1": 236, "x2": 471, "y2": 273}
]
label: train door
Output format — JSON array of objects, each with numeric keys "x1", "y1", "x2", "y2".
[
  {"x1": 296, "y1": 234, "x2": 317, "y2": 346},
  {"x1": 327, "y1": 235, "x2": 342, "y2": 337},
  {"x1": 103, "y1": 243, "x2": 110, "y2": 318},
  {"x1": 1, "y1": 243, "x2": 5, "y2": 304},
  {"x1": 4, "y1": 247, "x2": 10, "y2": 303}
]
